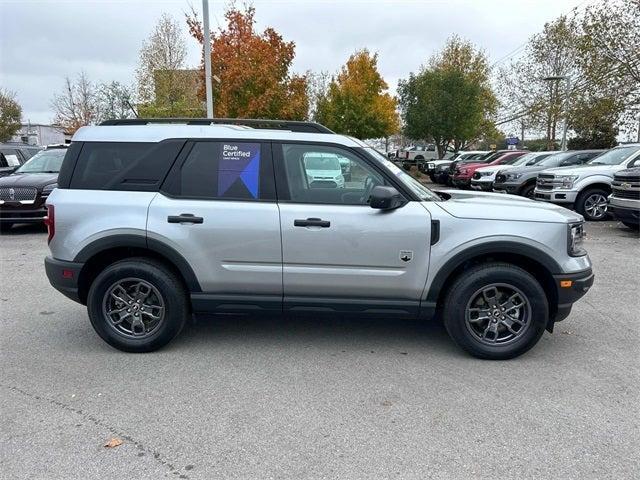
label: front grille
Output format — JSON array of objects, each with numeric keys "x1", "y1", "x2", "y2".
[
  {"x1": 0, "y1": 187, "x2": 37, "y2": 202},
  {"x1": 612, "y1": 188, "x2": 640, "y2": 200},
  {"x1": 614, "y1": 175, "x2": 640, "y2": 183},
  {"x1": 496, "y1": 174, "x2": 506, "y2": 183}
]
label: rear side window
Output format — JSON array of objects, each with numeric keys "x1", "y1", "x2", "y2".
[
  {"x1": 163, "y1": 141, "x2": 275, "y2": 201},
  {"x1": 69, "y1": 141, "x2": 184, "y2": 190}
]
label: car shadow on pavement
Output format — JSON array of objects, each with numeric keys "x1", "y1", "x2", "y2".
[
  {"x1": 168, "y1": 313, "x2": 460, "y2": 356},
  {"x1": 0, "y1": 223, "x2": 47, "y2": 235}
]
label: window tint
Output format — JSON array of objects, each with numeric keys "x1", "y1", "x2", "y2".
[
  {"x1": 70, "y1": 141, "x2": 183, "y2": 190},
  {"x1": 171, "y1": 141, "x2": 274, "y2": 200},
  {"x1": 280, "y1": 144, "x2": 386, "y2": 205}
]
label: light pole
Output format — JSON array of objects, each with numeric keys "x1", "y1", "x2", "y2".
[
  {"x1": 543, "y1": 75, "x2": 571, "y2": 151},
  {"x1": 202, "y1": 0, "x2": 213, "y2": 118}
]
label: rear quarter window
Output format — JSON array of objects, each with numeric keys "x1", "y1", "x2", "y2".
[{"x1": 68, "y1": 140, "x2": 185, "y2": 191}]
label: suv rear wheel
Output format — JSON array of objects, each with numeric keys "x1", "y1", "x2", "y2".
[
  {"x1": 443, "y1": 263, "x2": 548, "y2": 359},
  {"x1": 576, "y1": 188, "x2": 609, "y2": 221},
  {"x1": 520, "y1": 183, "x2": 535, "y2": 199},
  {"x1": 87, "y1": 258, "x2": 188, "y2": 352}
]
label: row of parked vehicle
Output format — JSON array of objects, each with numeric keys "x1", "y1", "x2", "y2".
[{"x1": 413, "y1": 145, "x2": 640, "y2": 227}]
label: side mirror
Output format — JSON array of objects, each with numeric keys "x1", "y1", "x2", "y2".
[{"x1": 369, "y1": 185, "x2": 405, "y2": 210}]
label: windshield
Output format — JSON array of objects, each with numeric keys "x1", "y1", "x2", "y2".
[
  {"x1": 303, "y1": 155, "x2": 340, "y2": 171},
  {"x1": 510, "y1": 152, "x2": 543, "y2": 167},
  {"x1": 15, "y1": 149, "x2": 66, "y2": 173},
  {"x1": 536, "y1": 152, "x2": 573, "y2": 167},
  {"x1": 366, "y1": 148, "x2": 441, "y2": 201},
  {"x1": 588, "y1": 146, "x2": 640, "y2": 165}
]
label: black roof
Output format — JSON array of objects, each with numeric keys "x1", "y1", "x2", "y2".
[{"x1": 99, "y1": 118, "x2": 335, "y2": 134}]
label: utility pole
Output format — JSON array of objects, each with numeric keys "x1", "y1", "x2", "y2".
[{"x1": 202, "y1": 0, "x2": 214, "y2": 118}]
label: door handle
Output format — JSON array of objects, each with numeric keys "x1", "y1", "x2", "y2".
[
  {"x1": 294, "y1": 217, "x2": 330, "y2": 228},
  {"x1": 167, "y1": 213, "x2": 203, "y2": 224}
]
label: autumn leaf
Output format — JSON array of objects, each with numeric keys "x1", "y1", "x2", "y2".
[{"x1": 103, "y1": 438, "x2": 123, "y2": 448}]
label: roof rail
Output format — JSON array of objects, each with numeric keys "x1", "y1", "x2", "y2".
[{"x1": 99, "y1": 118, "x2": 335, "y2": 134}]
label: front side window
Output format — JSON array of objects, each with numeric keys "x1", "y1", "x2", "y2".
[
  {"x1": 175, "y1": 141, "x2": 273, "y2": 200},
  {"x1": 280, "y1": 144, "x2": 386, "y2": 205},
  {"x1": 15, "y1": 149, "x2": 66, "y2": 173}
]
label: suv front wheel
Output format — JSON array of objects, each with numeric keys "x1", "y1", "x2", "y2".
[
  {"x1": 87, "y1": 258, "x2": 188, "y2": 352},
  {"x1": 443, "y1": 263, "x2": 548, "y2": 359}
]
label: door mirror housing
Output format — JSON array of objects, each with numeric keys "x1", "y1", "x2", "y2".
[{"x1": 369, "y1": 186, "x2": 405, "y2": 210}]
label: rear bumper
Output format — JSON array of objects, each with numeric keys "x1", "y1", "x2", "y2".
[{"x1": 45, "y1": 256, "x2": 84, "y2": 304}]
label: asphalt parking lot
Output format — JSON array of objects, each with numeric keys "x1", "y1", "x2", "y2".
[{"x1": 1, "y1": 219, "x2": 638, "y2": 480}]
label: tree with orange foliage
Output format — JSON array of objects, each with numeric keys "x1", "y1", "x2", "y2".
[
  {"x1": 187, "y1": 5, "x2": 308, "y2": 120},
  {"x1": 315, "y1": 50, "x2": 399, "y2": 140}
]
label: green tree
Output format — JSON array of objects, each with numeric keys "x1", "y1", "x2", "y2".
[
  {"x1": 398, "y1": 36, "x2": 496, "y2": 157},
  {"x1": 0, "y1": 89, "x2": 22, "y2": 142},
  {"x1": 399, "y1": 69, "x2": 484, "y2": 158},
  {"x1": 314, "y1": 50, "x2": 399, "y2": 139}
]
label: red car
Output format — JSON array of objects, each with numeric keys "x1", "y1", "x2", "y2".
[{"x1": 452, "y1": 151, "x2": 526, "y2": 188}]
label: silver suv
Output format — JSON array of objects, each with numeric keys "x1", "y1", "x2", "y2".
[{"x1": 44, "y1": 119, "x2": 594, "y2": 359}]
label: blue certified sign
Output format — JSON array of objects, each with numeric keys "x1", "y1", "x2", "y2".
[{"x1": 506, "y1": 137, "x2": 520, "y2": 145}]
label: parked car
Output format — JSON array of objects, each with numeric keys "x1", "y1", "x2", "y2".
[
  {"x1": 492, "y1": 150, "x2": 602, "y2": 198},
  {"x1": 420, "y1": 150, "x2": 488, "y2": 181},
  {"x1": 303, "y1": 153, "x2": 345, "y2": 188},
  {"x1": 432, "y1": 152, "x2": 489, "y2": 184},
  {"x1": 534, "y1": 144, "x2": 640, "y2": 221},
  {"x1": 0, "y1": 146, "x2": 67, "y2": 230},
  {"x1": 0, "y1": 143, "x2": 42, "y2": 177},
  {"x1": 443, "y1": 150, "x2": 515, "y2": 186},
  {"x1": 45, "y1": 118, "x2": 593, "y2": 359},
  {"x1": 608, "y1": 166, "x2": 640, "y2": 230},
  {"x1": 397, "y1": 144, "x2": 439, "y2": 170},
  {"x1": 471, "y1": 151, "x2": 556, "y2": 193},
  {"x1": 453, "y1": 151, "x2": 526, "y2": 189}
]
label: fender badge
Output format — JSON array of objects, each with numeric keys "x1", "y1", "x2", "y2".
[{"x1": 399, "y1": 250, "x2": 413, "y2": 262}]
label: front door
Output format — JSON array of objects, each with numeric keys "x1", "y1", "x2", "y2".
[
  {"x1": 275, "y1": 143, "x2": 431, "y2": 316},
  {"x1": 147, "y1": 140, "x2": 282, "y2": 312}
]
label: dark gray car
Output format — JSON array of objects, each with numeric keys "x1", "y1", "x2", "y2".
[{"x1": 493, "y1": 150, "x2": 603, "y2": 198}]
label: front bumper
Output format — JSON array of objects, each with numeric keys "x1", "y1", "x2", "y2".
[
  {"x1": 553, "y1": 267, "x2": 594, "y2": 312},
  {"x1": 492, "y1": 181, "x2": 521, "y2": 195},
  {"x1": 608, "y1": 204, "x2": 640, "y2": 225},
  {"x1": 534, "y1": 188, "x2": 578, "y2": 204},
  {"x1": 45, "y1": 256, "x2": 84, "y2": 304},
  {"x1": 452, "y1": 177, "x2": 471, "y2": 188},
  {"x1": 470, "y1": 180, "x2": 494, "y2": 191}
]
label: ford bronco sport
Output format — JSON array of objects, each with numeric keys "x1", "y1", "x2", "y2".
[{"x1": 45, "y1": 119, "x2": 594, "y2": 359}]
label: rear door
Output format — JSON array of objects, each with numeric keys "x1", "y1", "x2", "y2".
[
  {"x1": 147, "y1": 140, "x2": 282, "y2": 312},
  {"x1": 274, "y1": 142, "x2": 431, "y2": 317}
]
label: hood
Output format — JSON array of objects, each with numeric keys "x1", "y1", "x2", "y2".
[
  {"x1": 307, "y1": 169, "x2": 341, "y2": 178},
  {"x1": 476, "y1": 164, "x2": 516, "y2": 174},
  {"x1": 542, "y1": 164, "x2": 620, "y2": 176},
  {"x1": 505, "y1": 163, "x2": 548, "y2": 175},
  {"x1": 434, "y1": 190, "x2": 583, "y2": 223},
  {"x1": 0, "y1": 172, "x2": 58, "y2": 188}
]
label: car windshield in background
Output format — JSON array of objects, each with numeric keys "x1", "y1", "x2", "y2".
[
  {"x1": 366, "y1": 148, "x2": 441, "y2": 202},
  {"x1": 511, "y1": 153, "x2": 542, "y2": 166},
  {"x1": 536, "y1": 152, "x2": 573, "y2": 166},
  {"x1": 501, "y1": 155, "x2": 525, "y2": 165},
  {"x1": 15, "y1": 149, "x2": 66, "y2": 173},
  {"x1": 588, "y1": 146, "x2": 640, "y2": 165},
  {"x1": 304, "y1": 156, "x2": 340, "y2": 170}
]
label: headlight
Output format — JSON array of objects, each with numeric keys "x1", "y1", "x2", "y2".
[
  {"x1": 557, "y1": 175, "x2": 579, "y2": 189},
  {"x1": 42, "y1": 183, "x2": 57, "y2": 194},
  {"x1": 568, "y1": 223, "x2": 587, "y2": 256},
  {"x1": 506, "y1": 173, "x2": 522, "y2": 180}
]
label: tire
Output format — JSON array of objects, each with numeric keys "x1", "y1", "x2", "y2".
[
  {"x1": 429, "y1": 174, "x2": 436, "y2": 183},
  {"x1": 442, "y1": 262, "x2": 548, "y2": 360},
  {"x1": 520, "y1": 183, "x2": 535, "y2": 199},
  {"x1": 575, "y1": 188, "x2": 609, "y2": 221},
  {"x1": 621, "y1": 220, "x2": 640, "y2": 231},
  {"x1": 87, "y1": 257, "x2": 188, "y2": 352}
]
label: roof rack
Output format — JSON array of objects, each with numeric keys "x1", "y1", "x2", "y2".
[{"x1": 99, "y1": 118, "x2": 334, "y2": 134}]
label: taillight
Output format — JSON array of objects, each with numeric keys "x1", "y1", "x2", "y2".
[{"x1": 44, "y1": 205, "x2": 55, "y2": 244}]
